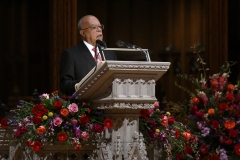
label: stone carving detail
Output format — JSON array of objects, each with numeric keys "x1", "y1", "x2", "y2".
[
  {"x1": 126, "y1": 131, "x2": 148, "y2": 160},
  {"x1": 114, "y1": 135, "x2": 123, "y2": 158},
  {"x1": 108, "y1": 63, "x2": 170, "y2": 70},
  {"x1": 96, "y1": 102, "x2": 153, "y2": 109}
]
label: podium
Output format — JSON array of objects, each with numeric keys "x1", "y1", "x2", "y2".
[{"x1": 74, "y1": 60, "x2": 171, "y2": 159}]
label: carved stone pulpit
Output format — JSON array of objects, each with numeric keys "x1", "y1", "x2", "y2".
[{"x1": 74, "y1": 60, "x2": 171, "y2": 159}]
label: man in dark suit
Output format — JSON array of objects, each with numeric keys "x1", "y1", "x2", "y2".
[{"x1": 59, "y1": 15, "x2": 116, "y2": 96}]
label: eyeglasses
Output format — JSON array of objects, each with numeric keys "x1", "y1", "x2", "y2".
[{"x1": 81, "y1": 24, "x2": 104, "y2": 31}]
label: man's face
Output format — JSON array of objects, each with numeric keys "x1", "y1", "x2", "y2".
[{"x1": 80, "y1": 16, "x2": 103, "y2": 46}]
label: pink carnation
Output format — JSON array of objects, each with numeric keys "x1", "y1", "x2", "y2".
[
  {"x1": 198, "y1": 91, "x2": 208, "y2": 106},
  {"x1": 81, "y1": 131, "x2": 90, "y2": 141},
  {"x1": 68, "y1": 103, "x2": 78, "y2": 114},
  {"x1": 53, "y1": 117, "x2": 63, "y2": 127}
]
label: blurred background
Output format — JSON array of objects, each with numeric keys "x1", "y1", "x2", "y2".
[{"x1": 0, "y1": 0, "x2": 239, "y2": 109}]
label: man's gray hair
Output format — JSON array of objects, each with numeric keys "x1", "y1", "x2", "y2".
[{"x1": 77, "y1": 18, "x2": 83, "y2": 31}]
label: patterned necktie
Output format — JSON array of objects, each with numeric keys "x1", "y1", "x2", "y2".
[{"x1": 92, "y1": 47, "x2": 102, "y2": 63}]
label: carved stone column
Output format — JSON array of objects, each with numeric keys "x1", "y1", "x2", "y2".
[{"x1": 74, "y1": 61, "x2": 171, "y2": 159}]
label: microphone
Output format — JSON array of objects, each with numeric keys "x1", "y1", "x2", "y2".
[
  {"x1": 116, "y1": 40, "x2": 138, "y2": 49},
  {"x1": 116, "y1": 40, "x2": 151, "y2": 62},
  {"x1": 96, "y1": 40, "x2": 106, "y2": 60},
  {"x1": 96, "y1": 40, "x2": 107, "y2": 49}
]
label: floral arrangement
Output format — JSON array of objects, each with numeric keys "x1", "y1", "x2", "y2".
[
  {"x1": 0, "y1": 101, "x2": 8, "y2": 129},
  {"x1": 139, "y1": 102, "x2": 200, "y2": 159},
  {"x1": 174, "y1": 48, "x2": 240, "y2": 159},
  {"x1": 6, "y1": 91, "x2": 113, "y2": 152}
]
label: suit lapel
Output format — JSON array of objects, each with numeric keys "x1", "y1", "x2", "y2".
[{"x1": 77, "y1": 41, "x2": 96, "y2": 67}]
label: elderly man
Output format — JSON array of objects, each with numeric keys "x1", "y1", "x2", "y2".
[{"x1": 59, "y1": 15, "x2": 116, "y2": 95}]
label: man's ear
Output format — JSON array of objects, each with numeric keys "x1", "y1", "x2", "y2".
[{"x1": 80, "y1": 30, "x2": 85, "y2": 37}]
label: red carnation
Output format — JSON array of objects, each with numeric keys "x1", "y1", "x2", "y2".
[
  {"x1": 104, "y1": 118, "x2": 113, "y2": 129},
  {"x1": 54, "y1": 100, "x2": 62, "y2": 109},
  {"x1": 92, "y1": 124, "x2": 104, "y2": 133},
  {"x1": 226, "y1": 93, "x2": 235, "y2": 101},
  {"x1": 168, "y1": 116, "x2": 175, "y2": 124},
  {"x1": 234, "y1": 144, "x2": 240, "y2": 156},
  {"x1": 211, "y1": 120, "x2": 220, "y2": 129},
  {"x1": 32, "y1": 104, "x2": 47, "y2": 117},
  {"x1": 32, "y1": 116, "x2": 42, "y2": 125},
  {"x1": 199, "y1": 144, "x2": 209, "y2": 155},
  {"x1": 58, "y1": 132, "x2": 67, "y2": 141},
  {"x1": 229, "y1": 129, "x2": 238, "y2": 138},
  {"x1": 32, "y1": 141, "x2": 42, "y2": 152},
  {"x1": 80, "y1": 115, "x2": 90, "y2": 125},
  {"x1": 0, "y1": 118, "x2": 8, "y2": 129}
]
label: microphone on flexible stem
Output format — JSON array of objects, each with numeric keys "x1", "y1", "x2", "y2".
[
  {"x1": 116, "y1": 40, "x2": 138, "y2": 49},
  {"x1": 96, "y1": 40, "x2": 107, "y2": 61},
  {"x1": 116, "y1": 40, "x2": 151, "y2": 61}
]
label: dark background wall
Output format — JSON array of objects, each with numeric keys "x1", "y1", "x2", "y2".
[{"x1": 0, "y1": 0, "x2": 239, "y2": 108}]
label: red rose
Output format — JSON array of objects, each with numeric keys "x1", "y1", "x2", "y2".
[
  {"x1": 32, "y1": 116, "x2": 42, "y2": 125},
  {"x1": 211, "y1": 120, "x2": 220, "y2": 129},
  {"x1": 26, "y1": 140, "x2": 32, "y2": 146},
  {"x1": 226, "y1": 93, "x2": 235, "y2": 101},
  {"x1": 185, "y1": 145, "x2": 193, "y2": 155},
  {"x1": 58, "y1": 132, "x2": 67, "y2": 141},
  {"x1": 32, "y1": 141, "x2": 42, "y2": 152},
  {"x1": 199, "y1": 144, "x2": 209, "y2": 155},
  {"x1": 175, "y1": 154, "x2": 183, "y2": 160},
  {"x1": 92, "y1": 124, "x2": 104, "y2": 133},
  {"x1": 52, "y1": 90, "x2": 58, "y2": 95},
  {"x1": 195, "y1": 110, "x2": 205, "y2": 119},
  {"x1": 140, "y1": 109, "x2": 149, "y2": 120},
  {"x1": 206, "y1": 153, "x2": 220, "y2": 160},
  {"x1": 219, "y1": 103, "x2": 228, "y2": 111},
  {"x1": 32, "y1": 104, "x2": 47, "y2": 116},
  {"x1": 234, "y1": 144, "x2": 240, "y2": 156},
  {"x1": 104, "y1": 118, "x2": 113, "y2": 129},
  {"x1": 54, "y1": 100, "x2": 62, "y2": 109},
  {"x1": 225, "y1": 139, "x2": 233, "y2": 145},
  {"x1": 175, "y1": 129, "x2": 180, "y2": 139},
  {"x1": 74, "y1": 145, "x2": 82, "y2": 150},
  {"x1": 190, "y1": 105, "x2": 198, "y2": 114},
  {"x1": 0, "y1": 118, "x2": 8, "y2": 129},
  {"x1": 168, "y1": 116, "x2": 175, "y2": 124},
  {"x1": 229, "y1": 129, "x2": 238, "y2": 137},
  {"x1": 80, "y1": 115, "x2": 90, "y2": 125}
]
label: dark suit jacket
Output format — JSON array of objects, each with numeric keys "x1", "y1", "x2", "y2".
[{"x1": 59, "y1": 41, "x2": 117, "y2": 95}]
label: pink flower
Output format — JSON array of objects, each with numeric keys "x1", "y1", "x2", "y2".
[
  {"x1": 81, "y1": 131, "x2": 90, "y2": 141},
  {"x1": 53, "y1": 117, "x2": 63, "y2": 127},
  {"x1": 148, "y1": 109, "x2": 154, "y2": 116},
  {"x1": 72, "y1": 119, "x2": 78, "y2": 125},
  {"x1": 68, "y1": 103, "x2": 78, "y2": 114},
  {"x1": 198, "y1": 91, "x2": 208, "y2": 106}
]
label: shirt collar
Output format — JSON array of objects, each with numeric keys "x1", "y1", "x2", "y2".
[{"x1": 83, "y1": 41, "x2": 99, "y2": 57}]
